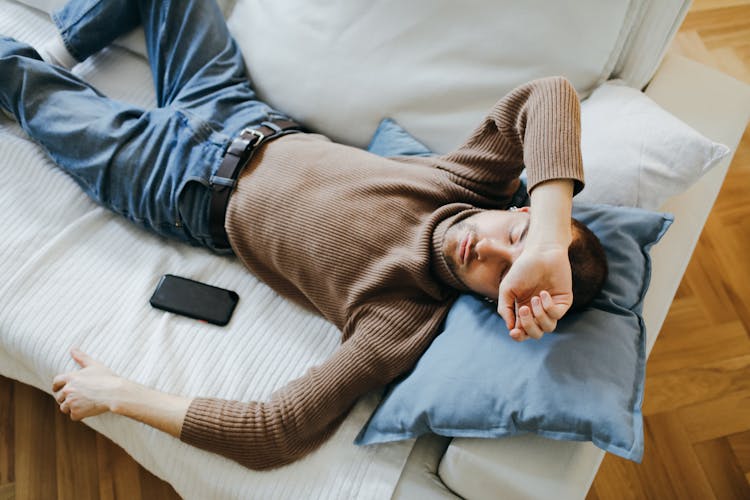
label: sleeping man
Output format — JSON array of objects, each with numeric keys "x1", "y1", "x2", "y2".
[{"x1": 0, "y1": 0, "x2": 607, "y2": 470}]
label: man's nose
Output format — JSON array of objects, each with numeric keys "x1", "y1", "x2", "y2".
[{"x1": 475, "y1": 238, "x2": 521, "y2": 263}]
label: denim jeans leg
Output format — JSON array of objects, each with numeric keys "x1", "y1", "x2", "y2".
[
  {"x1": 130, "y1": 0, "x2": 248, "y2": 109},
  {"x1": 51, "y1": 0, "x2": 291, "y2": 140},
  {"x1": 127, "y1": 0, "x2": 293, "y2": 250},
  {"x1": 51, "y1": 0, "x2": 140, "y2": 63},
  {"x1": 19, "y1": 0, "x2": 295, "y2": 251},
  {"x1": 51, "y1": 0, "x2": 249, "y2": 109},
  {"x1": 131, "y1": 0, "x2": 285, "y2": 132},
  {"x1": 0, "y1": 36, "x2": 210, "y2": 245}
]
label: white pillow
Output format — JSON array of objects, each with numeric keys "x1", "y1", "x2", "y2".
[{"x1": 574, "y1": 80, "x2": 730, "y2": 210}]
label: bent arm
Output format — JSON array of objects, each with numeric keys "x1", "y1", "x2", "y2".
[
  {"x1": 438, "y1": 76, "x2": 584, "y2": 336},
  {"x1": 527, "y1": 178, "x2": 573, "y2": 249},
  {"x1": 440, "y1": 75, "x2": 584, "y2": 196}
]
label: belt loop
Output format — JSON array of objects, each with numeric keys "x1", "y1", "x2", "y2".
[
  {"x1": 209, "y1": 175, "x2": 236, "y2": 188},
  {"x1": 260, "y1": 121, "x2": 282, "y2": 133}
]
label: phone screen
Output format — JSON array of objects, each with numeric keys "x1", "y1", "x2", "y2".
[{"x1": 149, "y1": 274, "x2": 239, "y2": 326}]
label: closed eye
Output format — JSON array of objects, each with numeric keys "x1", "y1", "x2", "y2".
[{"x1": 518, "y1": 219, "x2": 530, "y2": 244}]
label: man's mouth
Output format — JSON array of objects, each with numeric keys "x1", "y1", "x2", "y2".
[{"x1": 459, "y1": 232, "x2": 473, "y2": 265}]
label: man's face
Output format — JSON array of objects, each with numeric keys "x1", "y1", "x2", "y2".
[{"x1": 442, "y1": 208, "x2": 530, "y2": 299}]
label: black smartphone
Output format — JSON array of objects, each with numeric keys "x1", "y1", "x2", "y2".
[{"x1": 149, "y1": 274, "x2": 239, "y2": 326}]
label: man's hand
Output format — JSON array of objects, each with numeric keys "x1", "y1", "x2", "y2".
[
  {"x1": 52, "y1": 349, "x2": 123, "y2": 421},
  {"x1": 497, "y1": 243, "x2": 573, "y2": 341},
  {"x1": 52, "y1": 348, "x2": 191, "y2": 436},
  {"x1": 498, "y1": 178, "x2": 575, "y2": 341}
]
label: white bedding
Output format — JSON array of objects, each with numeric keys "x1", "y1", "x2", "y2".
[{"x1": 0, "y1": 2, "x2": 414, "y2": 498}]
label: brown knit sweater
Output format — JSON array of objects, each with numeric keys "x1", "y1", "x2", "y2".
[{"x1": 179, "y1": 76, "x2": 584, "y2": 469}]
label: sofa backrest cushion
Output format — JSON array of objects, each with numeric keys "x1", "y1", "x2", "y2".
[{"x1": 227, "y1": 0, "x2": 638, "y2": 150}]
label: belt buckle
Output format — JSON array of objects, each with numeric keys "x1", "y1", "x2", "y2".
[{"x1": 241, "y1": 128, "x2": 265, "y2": 148}]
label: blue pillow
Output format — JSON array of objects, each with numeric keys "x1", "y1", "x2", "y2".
[
  {"x1": 366, "y1": 118, "x2": 433, "y2": 158},
  {"x1": 361, "y1": 119, "x2": 673, "y2": 461}
]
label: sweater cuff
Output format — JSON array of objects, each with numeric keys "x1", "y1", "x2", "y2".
[
  {"x1": 527, "y1": 175, "x2": 584, "y2": 197},
  {"x1": 180, "y1": 397, "x2": 227, "y2": 446},
  {"x1": 523, "y1": 77, "x2": 585, "y2": 195}
]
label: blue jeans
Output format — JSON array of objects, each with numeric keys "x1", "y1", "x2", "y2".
[{"x1": 0, "y1": 0, "x2": 290, "y2": 252}]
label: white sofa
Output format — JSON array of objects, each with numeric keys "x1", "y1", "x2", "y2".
[{"x1": 1, "y1": 0, "x2": 749, "y2": 499}]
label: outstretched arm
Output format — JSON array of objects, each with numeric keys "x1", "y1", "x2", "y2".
[
  {"x1": 52, "y1": 347, "x2": 359, "y2": 469},
  {"x1": 52, "y1": 298, "x2": 446, "y2": 470}
]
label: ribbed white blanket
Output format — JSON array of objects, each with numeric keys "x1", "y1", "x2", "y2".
[{"x1": 0, "y1": 2, "x2": 413, "y2": 498}]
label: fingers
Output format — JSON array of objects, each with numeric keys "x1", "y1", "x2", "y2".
[
  {"x1": 530, "y1": 296, "x2": 556, "y2": 332},
  {"x1": 517, "y1": 305, "x2": 544, "y2": 340},
  {"x1": 52, "y1": 357, "x2": 94, "y2": 421},
  {"x1": 508, "y1": 292, "x2": 559, "y2": 342},
  {"x1": 498, "y1": 288, "x2": 563, "y2": 337},
  {"x1": 55, "y1": 385, "x2": 72, "y2": 413},
  {"x1": 496, "y1": 295, "x2": 516, "y2": 331},
  {"x1": 71, "y1": 348, "x2": 95, "y2": 368},
  {"x1": 57, "y1": 396, "x2": 82, "y2": 420},
  {"x1": 509, "y1": 327, "x2": 530, "y2": 342},
  {"x1": 52, "y1": 373, "x2": 69, "y2": 392},
  {"x1": 540, "y1": 290, "x2": 570, "y2": 320},
  {"x1": 54, "y1": 388, "x2": 82, "y2": 420},
  {"x1": 54, "y1": 388, "x2": 66, "y2": 404},
  {"x1": 496, "y1": 289, "x2": 516, "y2": 330}
]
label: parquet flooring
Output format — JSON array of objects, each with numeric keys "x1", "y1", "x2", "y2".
[
  {"x1": 1, "y1": 1, "x2": 749, "y2": 499},
  {"x1": 0, "y1": 376, "x2": 180, "y2": 500}
]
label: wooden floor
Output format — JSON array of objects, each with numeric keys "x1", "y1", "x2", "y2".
[
  {"x1": 1, "y1": 1, "x2": 749, "y2": 499},
  {"x1": 0, "y1": 377, "x2": 179, "y2": 500}
]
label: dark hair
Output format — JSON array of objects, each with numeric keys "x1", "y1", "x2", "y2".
[{"x1": 568, "y1": 218, "x2": 608, "y2": 310}]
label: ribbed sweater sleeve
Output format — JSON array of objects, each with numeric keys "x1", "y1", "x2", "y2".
[
  {"x1": 180, "y1": 298, "x2": 447, "y2": 470},
  {"x1": 440, "y1": 76, "x2": 584, "y2": 194}
]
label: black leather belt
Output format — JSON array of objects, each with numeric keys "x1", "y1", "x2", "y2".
[{"x1": 209, "y1": 118, "x2": 302, "y2": 249}]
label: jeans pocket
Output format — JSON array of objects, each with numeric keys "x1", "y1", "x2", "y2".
[{"x1": 175, "y1": 175, "x2": 213, "y2": 245}]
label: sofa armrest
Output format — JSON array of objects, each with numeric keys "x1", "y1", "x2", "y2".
[
  {"x1": 642, "y1": 53, "x2": 750, "y2": 355},
  {"x1": 392, "y1": 435, "x2": 460, "y2": 499}
]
